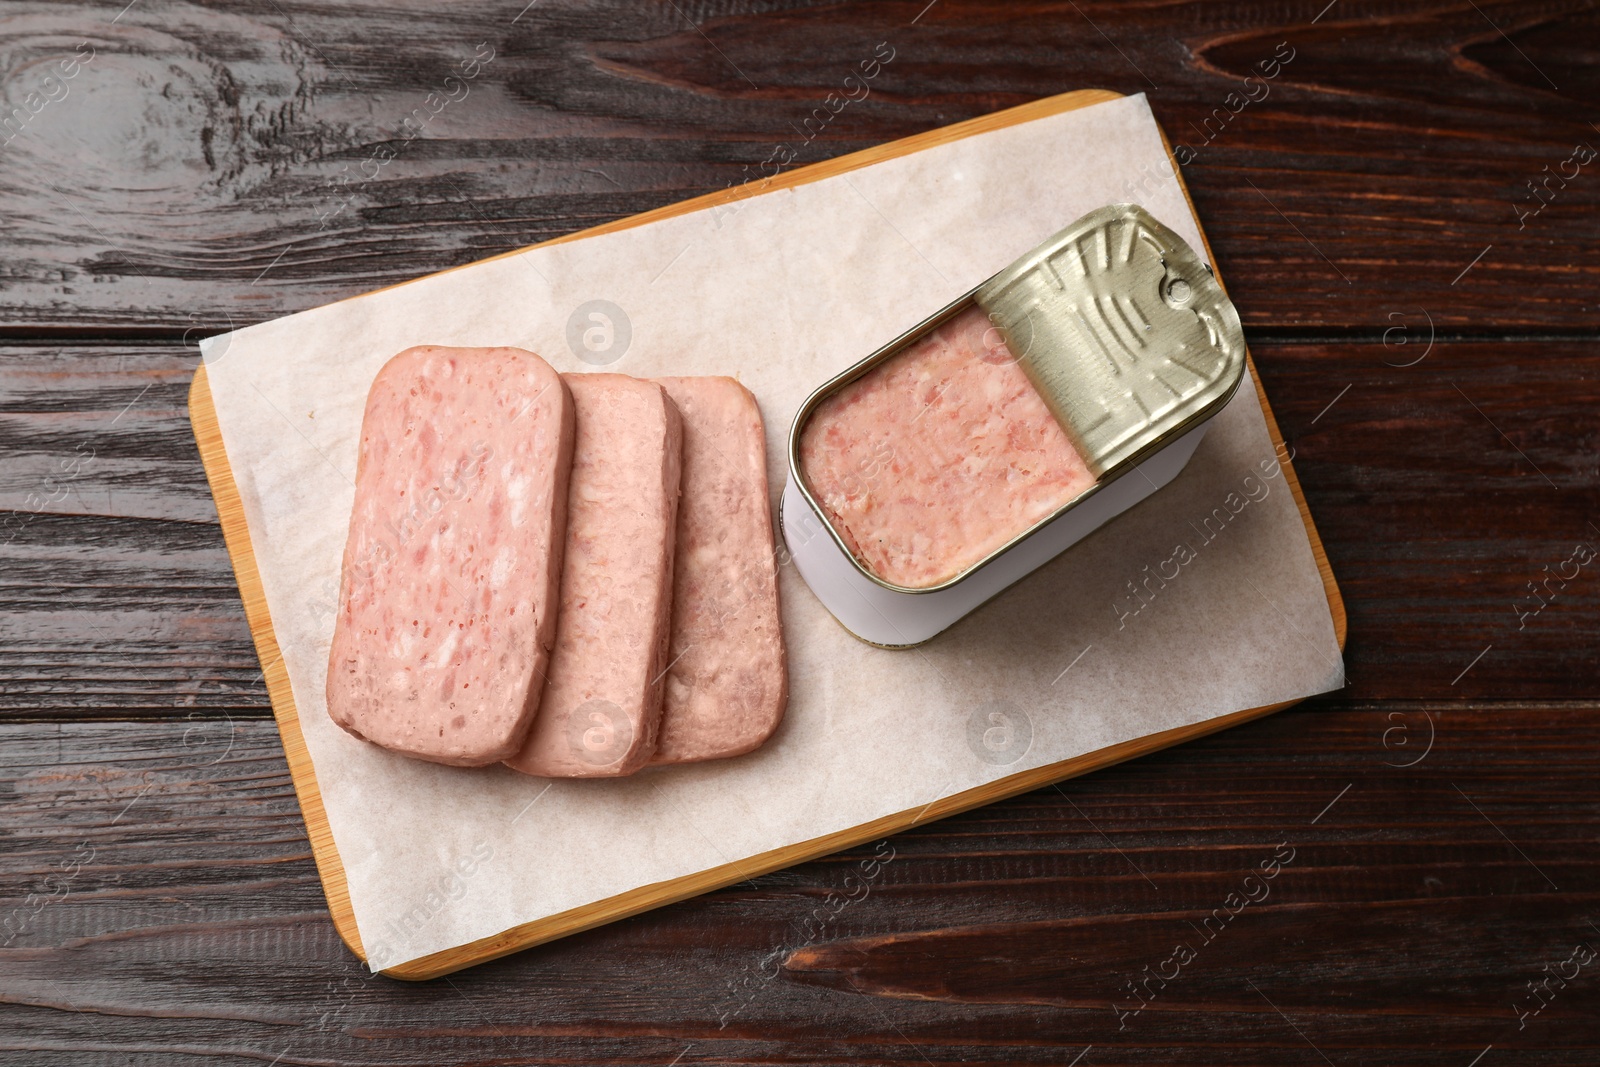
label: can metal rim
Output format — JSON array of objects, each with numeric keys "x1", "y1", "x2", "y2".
[{"x1": 785, "y1": 203, "x2": 1247, "y2": 596}]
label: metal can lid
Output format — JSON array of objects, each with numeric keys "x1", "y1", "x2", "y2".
[{"x1": 975, "y1": 203, "x2": 1245, "y2": 478}]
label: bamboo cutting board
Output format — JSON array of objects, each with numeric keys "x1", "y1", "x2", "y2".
[{"x1": 189, "y1": 88, "x2": 1345, "y2": 980}]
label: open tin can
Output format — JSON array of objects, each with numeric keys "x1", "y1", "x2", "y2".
[{"x1": 781, "y1": 203, "x2": 1246, "y2": 647}]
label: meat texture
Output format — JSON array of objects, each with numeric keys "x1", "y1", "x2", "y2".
[
  {"x1": 326, "y1": 345, "x2": 575, "y2": 765},
  {"x1": 650, "y1": 376, "x2": 786, "y2": 765},
  {"x1": 798, "y1": 303, "x2": 1095, "y2": 588},
  {"x1": 507, "y1": 374, "x2": 683, "y2": 777}
]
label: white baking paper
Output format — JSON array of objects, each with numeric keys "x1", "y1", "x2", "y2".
[{"x1": 201, "y1": 93, "x2": 1344, "y2": 972}]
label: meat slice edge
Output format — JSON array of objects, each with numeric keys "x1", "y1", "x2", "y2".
[
  {"x1": 650, "y1": 376, "x2": 787, "y2": 766},
  {"x1": 326, "y1": 345, "x2": 574, "y2": 766},
  {"x1": 506, "y1": 373, "x2": 683, "y2": 778}
]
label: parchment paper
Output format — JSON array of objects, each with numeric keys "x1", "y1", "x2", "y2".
[{"x1": 201, "y1": 93, "x2": 1344, "y2": 972}]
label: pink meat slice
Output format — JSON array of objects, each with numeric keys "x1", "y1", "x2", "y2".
[
  {"x1": 326, "y1": 345, "x2": 575, "y2": 766},
  {"x1": 506, "y1": 374, "x2": 683, "y2": 777},
  {"x1": 798, "y1": 303, "x2": 1096, "y2": 589},
  {"x1": 649, "y1": 377, "x2": 787, "y2": 766}
]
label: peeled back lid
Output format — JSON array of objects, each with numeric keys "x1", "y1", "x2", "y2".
[{"x1": 975, "y1": 203, "x2": 1246, "y2": 478}]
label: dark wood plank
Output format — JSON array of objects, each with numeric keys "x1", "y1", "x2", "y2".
[
  {"x1": 1, "y1": 1, "x2": 1597, "y2": 333},
  {"x1": 2, "y1": 708, "x2": 1597, "y2": 1064},
  {"x1": 4, "y1": 2, "x2": 1596, "y2": 1063},
  {"x1": 0, "y1": 344, "x2": 212, "y2": 524},
  {"x1": 4, "y1": 338, "x2": 1599, "y2": 719},
  {"x1": 1254, "y1": 339, "x2": 1600, "y2": 700},
  {"x1": 0, "y1": 344, "x2": 267, "y2": 719}
]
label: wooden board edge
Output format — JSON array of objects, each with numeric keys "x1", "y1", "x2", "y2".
[
  {"x1": 187, "y1": 365, "x2": 368, "y2": 962},
  {"x1": 1153, "y1": 127, "x2": 1346, "y2": 651},
  {"x1": 350, "y1": 88, "x2": 1128, "y2": 303},
  {"x1": 186, "y1": 86, "x2": 1346, "y2": 980},
  {"x1": 1243, "y1": 353, "x2": 1346, "y2": 649},
  {"x1": 384, "y1": 693, "x2": 1300, "y2": 980}
]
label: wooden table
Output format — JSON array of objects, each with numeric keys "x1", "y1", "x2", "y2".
[{"x1": 3, "y1": 2, "x2": 1597, "y2": 1063}]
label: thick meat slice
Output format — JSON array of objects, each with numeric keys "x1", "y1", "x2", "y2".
[
  {"x1": 506, "y1": 374, "x2": 683, "y2": 777},
  {"x1": 650, "y1": 377, "x2": 787, "y2": 765},
  {"x1": 326, "y1": 345, "x2": 574, "y2": 766},
  {"x1": 798, "y1": 303, "x2": 1095, "y2": 588}
]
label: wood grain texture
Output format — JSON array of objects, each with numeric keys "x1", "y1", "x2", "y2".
[
  {"x1": 1252, "y1": 339, "x2": 1600, "y2": 701},
  {"x1": 2, "y1": 0, "x2": 1598, "y2": 1059},
  {"x1": 0, "y1": 1, "x2": 1597, "y2": 332},
  {"x1": 6, "y1": 337, "x2": 1596, "y2": 721},
  {"x1": 2, "y1": 707, "x2": 1596, "y2": 1064},
  {"x1": 183, "y1": 86, "x2": 1344, "y2": 977},
  {"x1": 186, "y1": 364, "x2": 359, "y2": 970},
  {"x1": 0, "y1": 345, "x2": 268, "y2": 720}
]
